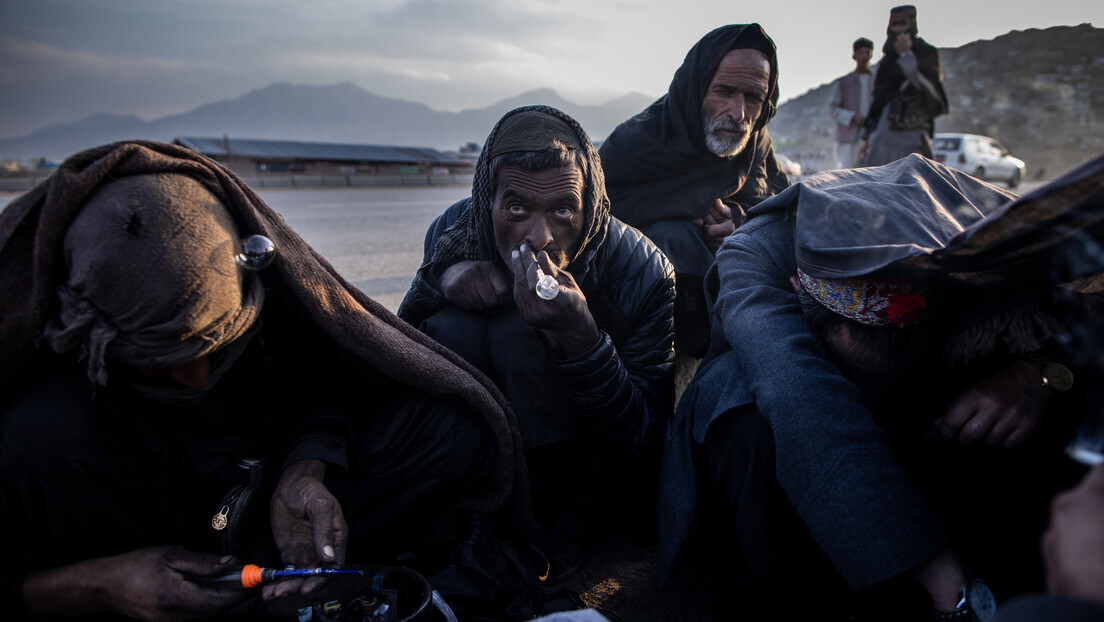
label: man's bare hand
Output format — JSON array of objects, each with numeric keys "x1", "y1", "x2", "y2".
[
  {"x1": 1044, "y1": 464, "x2": 1104, "y2": 605},
  {"x1": 511, "y1": 244, "x2": 599, "y2": 359},
  {"x1": 24, "y1": 546, "x2": 245, "y2": 622},
  {"x1": 440, "y1": 260, "x2": 512, "y2": 311},
  {"x1": 935, "y1": 359, "x2": 1051, "y2": 448},
  {"x1": 894, "y1": 32, "x2": 913, "y2": 55},
  {"x1": 268, "y1": 459, "x2": 347, "y2": 599},
  {"x1": 691, "y1": 198, "x2": 738, "y2": 254}
]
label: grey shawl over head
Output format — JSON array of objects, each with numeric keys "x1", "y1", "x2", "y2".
[
  {"x1": 0, "y1": 140, "x2": 524, "y2": 516},
  {"x1": 747, "y1": 152, "x2": 1104, "y2": 292},
  {"x1": 428, "y1": 105, "x2": 610, "y2": 282}
]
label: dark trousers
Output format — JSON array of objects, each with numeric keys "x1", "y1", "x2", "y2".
[{"x1": 420, "y1": 306, "x2": 650, "y2": 532}]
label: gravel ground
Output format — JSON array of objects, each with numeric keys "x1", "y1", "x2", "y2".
[
  {"x1": 551, "y1": 354, "x2": 710, "y2": 622},
  {"x1": 555, "y1": 531, "x2": 715, "y2": 621}
]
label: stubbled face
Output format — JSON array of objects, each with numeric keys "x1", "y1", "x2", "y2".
[
  {"x1": 700, "y1": 48, "x2": 771, "y2": 158},
  {"x1": 492, "y1": 165, "x2": 585, "y2": 270}
]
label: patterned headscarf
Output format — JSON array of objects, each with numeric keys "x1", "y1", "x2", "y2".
[
  {"x1": 798, "y1": 271, "x2": 929, "y2": 329},
  {"x1": 428, "y1": 105, "x2": 610, "y2": 281}
]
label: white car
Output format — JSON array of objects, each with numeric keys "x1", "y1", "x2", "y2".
[{"x1": 932, "y1": 133, "x2": 1025, "y2": 188}]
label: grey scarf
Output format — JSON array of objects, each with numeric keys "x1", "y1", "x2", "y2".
[{"x1": 428, "y1": 105, "x2": 610, "y2": 282}]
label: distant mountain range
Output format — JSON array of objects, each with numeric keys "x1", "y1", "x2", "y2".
[
  {"x1": 0, "y1": 83, "x2": 656, "y2": 163},
  {"x1": 3, "y1": 23, "x2": 1102, "y2": 177}
]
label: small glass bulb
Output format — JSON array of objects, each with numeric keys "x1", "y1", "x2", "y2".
[
  {"x1": 234, "y1": 235, "x2": 276, "y2": 271},
  {"x1": 534, "y1": 267, "x2": 560, "y2": 300}
]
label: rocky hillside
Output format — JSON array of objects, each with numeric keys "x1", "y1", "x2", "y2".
[{"x1": 770, "y1": 24, "x2": 1104, "y2": 178}]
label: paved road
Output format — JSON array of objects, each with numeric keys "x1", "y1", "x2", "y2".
[
  {"x1": 0, "y1": 176, "x2": 1051, "y2": 315},
  {"x1": 256, "y1": 185, "x2": 471, "y2": 313},
  {"x1": 260, "y1": 178, "x2": 1051, "y2": 313}
]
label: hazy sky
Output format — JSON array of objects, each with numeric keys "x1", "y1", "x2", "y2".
[{"x1": 1, "y1": 0, "x2": 1100, "y2": 139}]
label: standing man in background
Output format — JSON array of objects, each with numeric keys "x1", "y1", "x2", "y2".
[
  {"x1": 827, "y1": 37, "x2": 875, "y2": 170},
  {"x1": 860, "y1": 5, "x2": 948, "y2": 166}
]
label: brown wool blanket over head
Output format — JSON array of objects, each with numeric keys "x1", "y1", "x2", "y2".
[{"x1": 0, "y1": 140, "x2": 525, "y2": 517}]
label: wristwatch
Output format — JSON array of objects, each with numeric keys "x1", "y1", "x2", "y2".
[{"x1": 932, "y1": 580, "x2": 997, "y2": 621}]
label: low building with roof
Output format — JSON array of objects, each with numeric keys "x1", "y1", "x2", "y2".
[{"x1": 173, "y1": 136, "x2": 474, "y2": 188}]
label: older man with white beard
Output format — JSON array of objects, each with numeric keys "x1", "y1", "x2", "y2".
[{"x1": 599, "y1": 24, "x2": 790, "y2": 360}]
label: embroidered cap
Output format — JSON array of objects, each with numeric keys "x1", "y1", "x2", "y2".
[{"x1": 798, "y1": 269, "x2": 928, "y2": 328}]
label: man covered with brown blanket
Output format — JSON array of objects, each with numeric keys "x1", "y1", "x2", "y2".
[{"x1": 0, "y1": 141, "x2": 523, "y2": 620}]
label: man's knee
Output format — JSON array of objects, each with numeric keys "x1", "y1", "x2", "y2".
[
  {"x1": 360, "y1": 392, "x2": 490, "y2": 488},
  {"x1": 702, "y1": 407, "x2": 776, "y2": 496},
  {"x1": 420, "y1": 306, "x2": 490, "y2": 365}
]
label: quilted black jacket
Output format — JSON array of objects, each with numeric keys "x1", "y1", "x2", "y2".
[{"x1": 399, "y1": 198, "x2": 676, "y2": 458}]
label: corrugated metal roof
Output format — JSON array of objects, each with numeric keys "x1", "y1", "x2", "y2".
[{"x1": 174, "y1": 137, "x2": 467, "y2": 166}]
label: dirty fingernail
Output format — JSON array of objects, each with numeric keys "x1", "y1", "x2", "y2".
[{"x1": 323, "y1": 544, "x2": 335, "y2": 559}]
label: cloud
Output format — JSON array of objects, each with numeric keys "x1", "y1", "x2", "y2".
[
  {"x1": 0, "y1": 37, "x2": 192, "y2": 84},
  {"x1": 241, "y1": 0, "x2": 607, "y2": 110},
  {"x1": 245, "y1": 0, "x2": 599, "y2": 65},
  {"x1": 0, "y1": 35, "x2": 251, "y2": 137}
]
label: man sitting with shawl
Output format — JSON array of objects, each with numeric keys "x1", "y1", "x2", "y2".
[
  {"x1": 399, "y1": 106, "x2": 675, "y2": 572},
  {"x1": 0, "y1": 142, "x2": 521, "y2": 620},
  {"x1": 598, "y1": 23, "x2": 790, "y2": 359},
  {"x1": 659, "y1": 154, "x2": 1104, "y2": 620}
]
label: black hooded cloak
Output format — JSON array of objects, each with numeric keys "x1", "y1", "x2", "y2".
[{"x1": 598, "y1": 23, "x2": 790, "y2": 277}]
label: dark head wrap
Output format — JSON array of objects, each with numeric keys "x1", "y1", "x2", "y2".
[
  {"x1": 886, "y1": 5, "x2": 919, "y2": 47},
  {"x1": 0, "y1": 140, "x2": 524, "y2": 515},
  {"x1": 42, "y1": 173, "x2": 264, "y2": 386},
  {"x1": 429, "y1": 105, "x2": 610, "y2": 282},
  {"x1": 599, "y1": 24, "x2": 781, "y2": 229}
]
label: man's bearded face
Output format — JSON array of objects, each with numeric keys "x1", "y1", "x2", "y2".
[
  {"x1": 702, "y1": 113, "x2": 753, "y2": 158},
  {"x1": 699, "y1": 48, "x2": 771, "y2": 159}
]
